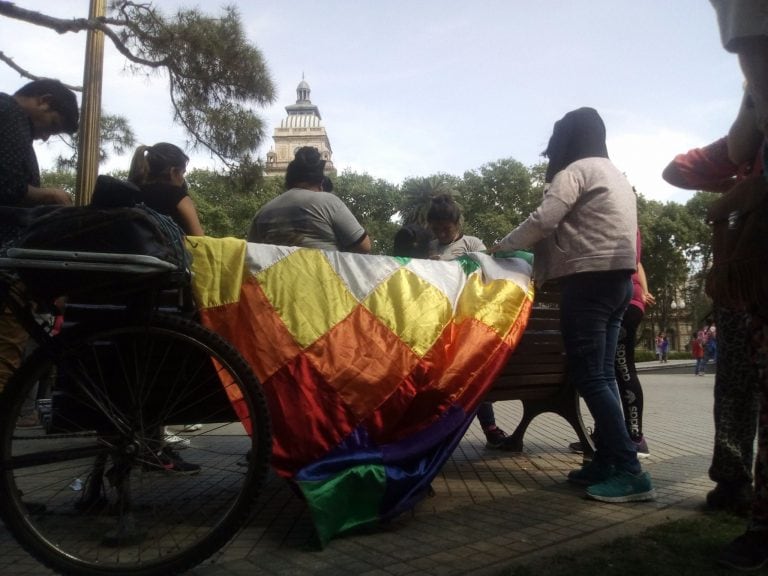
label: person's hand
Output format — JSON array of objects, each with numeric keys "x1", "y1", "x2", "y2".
[
  {"x1": 643, "y1": 292, "x2": 656, "y2": 306},
  {"x1": 43, "y1": 188, "x2": 73, "y2": 205},
  {"x1": 23, "y1": 187, "x2": 73, "y2": 206}
]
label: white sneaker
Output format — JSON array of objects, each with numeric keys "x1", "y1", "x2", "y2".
[
  {"x1": 163, "y1": 433, "x2": 191, "y2": 449},
  {"x1": 182, "y1": 424, "x2": 202, "y2": 431}
]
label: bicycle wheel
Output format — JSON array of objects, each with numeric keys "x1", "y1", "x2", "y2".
[{"x1": 0, "y1": 313, "x2": 271, "y2": 576}]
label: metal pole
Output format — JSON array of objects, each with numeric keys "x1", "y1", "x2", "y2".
[{"x1": 74, "y1": 0, "x2": 106, "y2": 206}]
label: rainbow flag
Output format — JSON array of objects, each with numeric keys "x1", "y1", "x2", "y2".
[{"x1": 186, "y1": 237, "x2": 533, "y2": 545}]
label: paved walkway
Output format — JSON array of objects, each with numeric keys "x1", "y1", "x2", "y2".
[{"x1": 0, "y1": 361, "x2": 719, "y2": 576}]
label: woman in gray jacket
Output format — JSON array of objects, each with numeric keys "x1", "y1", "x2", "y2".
[{"x1": 490, "y1": 107, "x2": 654, "y2": 503}]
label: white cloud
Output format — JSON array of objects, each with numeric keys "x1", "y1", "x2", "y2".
[{"x1": 609, "y1": 129, "x2": 712, "y2": 205}]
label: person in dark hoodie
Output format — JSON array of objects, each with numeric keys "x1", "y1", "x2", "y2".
[{"x1": 490, "y1": 107, "x2": 654, "y2": 503}]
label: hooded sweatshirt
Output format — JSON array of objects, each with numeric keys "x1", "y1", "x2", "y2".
[{"x1": 496, "y1": 108, "x2": 637, "y2": 284}]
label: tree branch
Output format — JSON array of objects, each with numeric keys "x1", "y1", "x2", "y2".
[
  {"x1": 0, "y1": 1, "x2": 169, "y2": 68},
  {"x1": 0, "y1": 50, "x2": 82, "y2": 91},
  {"x1": 168, "y1": 78, "x2": 233, "y2": 168}
]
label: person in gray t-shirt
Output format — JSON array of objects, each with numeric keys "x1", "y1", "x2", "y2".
[
  {"x1": 427, "y1": 194, "x2": 508, "y2": 449},
  {"x1": 248, "y1": 147, "x2": 370, "y2": 253}
]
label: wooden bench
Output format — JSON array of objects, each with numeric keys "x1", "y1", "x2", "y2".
[{"x1": 485, "y1": 285, "x2": 594, "y2": 456}]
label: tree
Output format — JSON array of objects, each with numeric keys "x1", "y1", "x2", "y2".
[
  {"x1": 334, "y1": 170, "x2": 403, "y2": 255},
  {"x1": 637, "y1": 196, "x2": 705, "y2": 343},
  {"x1": 186, "y1": 169, "x2": 282, "y2": 239},
  {"x1": 40, "y1": 169, "x2": 77, "y2": 199},
  {"x1": 399, "y1": 175, "x2": 462, "y2": 226},
  {"x1": 54, "y1": 114, "x2": 136, "y2": 171},
  {"x1": 0, "y1": 1, "x2": 276, "y2": 166},
  {"x1": 460, "y1": 158, "x2": 546, "y2": 245}
]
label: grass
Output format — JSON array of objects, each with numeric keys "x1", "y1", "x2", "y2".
[
  {"x1": 504, "y1": 512, "x2": 768, "y2": 576},
  {"x1": 635, "y1": 349, "x2": 692, "y2": 362}
]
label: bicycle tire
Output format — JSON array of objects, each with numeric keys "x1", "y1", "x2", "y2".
[{"x1": 0, "y1": 313, "x2": 271, "y2": 576}]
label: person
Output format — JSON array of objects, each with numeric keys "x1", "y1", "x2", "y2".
[
  {"x1": 659, "y1": 333, "x2": 669, "y2": 363},
  {"x1": 248, "y1": 146, "x2": 370, "y2": 254},
  {"x1": 662, "y1": 121, "x2": 761, "y2": 519},
  {"x1": 125, "y1": 142, "x2": 204, "y2": 470},
  {"x1": 126, "y1": 142, "x2": 204, "y2": 236},
  {"x1": 0, "y1": 79, "x2": 79, "y2": 208},
  {"x1": 614, "y1": 255, "x2": 654, "y2": 456},
  {"x1": 691, "y1": 334, "x2": 706, "y2": 377},
  {"x1": 392, "y1": 223, "x2": 432, "y2": 259},
  {"x1": 426, "y1": 194, "x2": 509, "y2": 449},
  {"x1": 709, "y1": 1, "x2": 768, "y2": 568},
  {"x1": 654, "y1": 333, "x2": 663, "y2": 362},
  {"x1": 490, "y1": 107, "x2": 655, "y2": 503},
  {"x1": 706, "y1": 321, "x2": 718, "y2": 365},
  {"x1": 0, "y1": 79, "x2": 79, "y2": 397},
  {"x1": 569, "y1": 230, "x2": 655, "y2": 458}
]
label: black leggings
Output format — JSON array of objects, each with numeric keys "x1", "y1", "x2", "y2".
[{"x1": 614, "y1": 303, "x2": 644, "y2": 438}]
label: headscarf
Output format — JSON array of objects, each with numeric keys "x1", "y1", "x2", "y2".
[{"x1": 543, "y1": 107, "x2": 609, "y2": 183}]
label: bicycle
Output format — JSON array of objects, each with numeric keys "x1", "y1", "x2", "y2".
[{"x1": 0, "y1": 244, "x2": 271, "y2": 576}]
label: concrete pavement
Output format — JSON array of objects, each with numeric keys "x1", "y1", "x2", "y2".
[{"x1": 0, "y1": 361, "x2": 720, "y2": 575}]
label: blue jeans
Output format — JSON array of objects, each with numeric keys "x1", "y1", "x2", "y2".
[
  {"x1": 476, "y1": 401, "x2": 495, "y2": 429},
  {"x1": 560, "y1": 270, "x2": 641, "y2": 475}
]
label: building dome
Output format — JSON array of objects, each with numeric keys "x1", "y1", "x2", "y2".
[{"x1": 296, "y1": 78, "x2": 311, "y2": 104}]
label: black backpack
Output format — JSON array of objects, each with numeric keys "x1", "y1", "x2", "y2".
[{"x1": 3, "y1": 176, "x2": 192, "y2": 300}]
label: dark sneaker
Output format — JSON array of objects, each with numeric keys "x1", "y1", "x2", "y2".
[
  {"x1": 706, "y1": 482, "x2": 753, "y2": 516},
  {"x1": 145, "y1": 448, "x2": 200, "y2": 475},
  {"x1": 718, "y1": 530, "x2": 768, "y2": 571},
  {"x1": 633, "y1": 435, "x2": 650, "y2": 459},
  {"x1": 567, "y1": 459, "x2": 614, "y2": 486},
  {"x1": 568, "y1": 428, "x2": 595, "y2": 454},
  {"x1": 483, "y1": 426, "x2": 508, "y2": 449},
  {"x1": 586, "y1": 470, "x2": 656, "y2": 503}
]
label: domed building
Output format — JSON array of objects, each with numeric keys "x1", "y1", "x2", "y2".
[{"x1": 265, "y1": 76, "x2": 335, "y2": 177}]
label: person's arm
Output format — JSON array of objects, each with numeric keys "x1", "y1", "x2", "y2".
[
  {"x1": 636, "y1": 262, "x2": 655, "y2": 306},
  {"x1": 0, "y1": 104, "x2": 36, "y2": 205},
  {"x1": 330, "y1": 196, "x2": 371, "y2": 253},
  {"x1": 661, "y1": 137, "x2": 741, "y2": 193},
  {"x1": 175, "y1": 196, "x2": 205, "y2": 236},
  {"x1": 490, "y1": 169, "x2": 575, "y2": 253},
  {"x1": 344, "y1": 232, "x2": 371, "y2": 254},
  {"x1": 727, "y1": 89, "x2": 764, "y2": 165},
  {"x1": 20, "y1": 185, "x2": 72, "y2": 205}
]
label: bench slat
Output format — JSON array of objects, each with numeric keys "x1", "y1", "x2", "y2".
[{"x1": 488, "y1": 283, "x2": 594, "y2": 456}]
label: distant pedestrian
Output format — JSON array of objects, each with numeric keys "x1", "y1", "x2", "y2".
[
  {"x1": 705, "y1": 322, "x2": 718, "y2": 364},
  {"x1": 691, "y1": 336, "x2": 706, "y2": 376},
  {"x1": 655, "y1": 333, "x2": 663, "y2": 362},
  {"x1": 660, "y1": 333, "x2": 669, "y2": 363}
]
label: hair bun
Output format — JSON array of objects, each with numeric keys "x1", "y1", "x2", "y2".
[{"x1": 295, "y1": 146, "x2": 323, "y2": 168}]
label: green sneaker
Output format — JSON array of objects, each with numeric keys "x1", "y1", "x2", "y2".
[
  {"x1": 567, "y1": 459, "x2": 614, "y2": 486},
  {"x1": 586, "y1": 470, "x2": 656, "y2": 503}
]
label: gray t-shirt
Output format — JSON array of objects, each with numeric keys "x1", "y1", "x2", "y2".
[
  {"x1": 248, "y1": 187, "x2": 366, "y2": 251},
  {"x1": 431, "y1": 235, "x2": 486, "y2": 260}
]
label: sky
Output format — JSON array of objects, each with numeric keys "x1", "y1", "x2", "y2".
[{"x1": 0, "y1": 1, "x2": 746, "y2": 204}]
